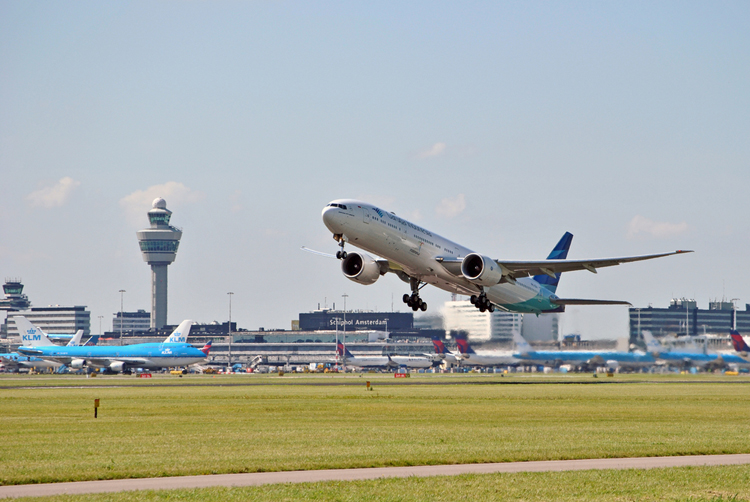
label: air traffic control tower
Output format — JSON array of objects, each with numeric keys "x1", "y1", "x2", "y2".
[{"x1": 137, "y1": 198, "x2": 182, "y2": 329}]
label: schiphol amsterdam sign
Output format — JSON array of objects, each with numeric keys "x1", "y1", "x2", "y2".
[{"x1": 328, "y1": 318, "x2": 388, "y2": 327}]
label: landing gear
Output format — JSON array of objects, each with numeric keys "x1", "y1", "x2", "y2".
[
  {"x1": 402, "y1": 277, "x2": 428, "y2": 312},
  {"x1": 470, "y1": 292, "x2": 494, "y2": 313},
  {"x1": 334, "y1": 234, "x2": 347, "y2": 260}
]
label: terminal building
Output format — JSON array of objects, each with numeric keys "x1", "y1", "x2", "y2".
[
  {"x1": 4, "y1": 306, "x2": 91, "y2": 338},
  {"x1": 112, "y1": 310, "x2": 151, "y2": 334},
  {"x1": 629, "y1": 298, "x2": 750, "y2": 344}
]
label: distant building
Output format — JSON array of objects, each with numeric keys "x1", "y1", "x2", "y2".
[
  {"x1": 441, "y1": 300, "x2": 523, "y2": 342},
  {"x1": 629, "y1": 298, "x2": 750, "y2": 344},
  {"x1": 521, "y1": 313, "x2": 559, "y2": 342},
  {"x1": 112, "y1": 310, "x2": 151, "y2": 333},
  {"x1": 6, "y1": 306, "x2": 90, "y2": 338}
]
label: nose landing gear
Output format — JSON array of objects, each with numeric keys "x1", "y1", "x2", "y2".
[{"x1": 333, "y1": 234, "x2": 347, "y2": 260}]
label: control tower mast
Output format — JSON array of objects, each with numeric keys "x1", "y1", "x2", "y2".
[{"x1": 136, "y1": 198, "x2": 182, "y2": 329}]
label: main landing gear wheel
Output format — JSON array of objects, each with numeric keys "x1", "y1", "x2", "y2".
[
  {"x1": 335, "y1": 250, "x2": 347, "y2": 259},
  {"x1": 471, "y1": 293, "x2": 494, "y2": 312},
  {"x1": 403, "y1": 293, "x2": 427, "y2": 312}
]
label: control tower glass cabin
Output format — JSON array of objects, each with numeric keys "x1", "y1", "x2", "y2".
[{"x1": 136, "y1": 198, "x2": 182, "y2": 329}]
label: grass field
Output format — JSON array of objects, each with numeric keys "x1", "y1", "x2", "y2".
[
  {"x1": 10, "y1": 465, "x2": 750, "y2": 501},
  {"x1": 2, "y1": 373, "x2": 749, "y2": 490}
]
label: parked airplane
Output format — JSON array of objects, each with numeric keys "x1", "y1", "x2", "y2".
[
  {"x1": 455, "y1": 338, "x2": 518, "y2": 366},
  {"x1": 314, "y1": 200, "x2": 691, "y2": 314},
  {"x1": 83, "y1": 335, "x2": 100, "y2": 346},
  {"x1": 337, "y1": 342, "x2": 392, "y2": 369},
  {"x1": 66, "y1": 329, "x2": 85, "y2": 347},
  {"x1": 0, "y1": 353, "x2": 58, "y2": 371},
  {"x1": 18, "y1": 319, "x2": 210, "y2": 373},
  {"x1": 431, "y1": 336, "x2": 459, "y2": 366},
  {"x1": 512, "y1": 332, "x2": 654, "y2": 369},
  {"x1": 730, "y1": 330, "x2": 750, "y2": 361},
  {"x1": 642, "y1": 330, "x2": 748, "y2": 369},
  {"x1": 337, "y1": 342, "x2": 434, "y2": 369}
]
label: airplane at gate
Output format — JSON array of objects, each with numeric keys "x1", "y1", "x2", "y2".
[
  {"x1": 17, "y1": 319, "x2": 210, "y2": 373},
  {"x1": 313, "y1": 200, "x2": 691, "y2": 314},
  {"x1": 455, "y1": 338, "x2": 518, "y2": 366},
  {"x1": 337, "y1": 342, "x2": 433, "y2": 369}
]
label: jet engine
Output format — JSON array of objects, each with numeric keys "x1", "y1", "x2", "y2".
[
  {"x1": 70, "y1": 359, "x2": 87, "y2": 369},
  {"x1": 341, "y1": 252, "x2": 382, "y2": 285},
  {"x1": 109, "y1": 361, "x2": 126, "y2": 373},
  {"x1": 461, "y1": 253, "x2": 503, "y2": 287}
]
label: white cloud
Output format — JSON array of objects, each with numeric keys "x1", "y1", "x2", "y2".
[
  {"x1": 120, "y1": 182, "x2": 205, "y2": 226},
  {"x1": 626, "y1": 215, "x2": 688, "y2": 240},
  {"x1": 26, "y1": 177, "x2": 80, "y2": 208},
  {"x1": 416, "y1": 142, "x2": 446, "y2": 159},
  {"x1": 435, "y1": 194, "x2": 466, "y2": 218}
]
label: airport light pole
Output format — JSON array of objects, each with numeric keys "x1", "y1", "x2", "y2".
[
  {"x1": 342, "y1": 294, "x2": 348, "y2": 372},
  {"x1": 119, "y1": 290, "x2": 126, "y2": 345},
  {"x1": 98, "y1": 315, "x2": 103, "y2": 336},
  {"x1": 227, "y1": 292, "x2": 234, "y2": 369}
]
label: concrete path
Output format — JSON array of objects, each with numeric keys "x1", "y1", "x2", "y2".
[{"x1": 2, "y1": 454, "x2": 749, "y2": 499}]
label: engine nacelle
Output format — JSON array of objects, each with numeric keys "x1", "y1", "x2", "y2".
[
  {"x1": 341, "y1": 252, "x2": 381, "y2": 286},
  {"x1": 109, "y1": 361, "x2": 126, "y2": 373},
  {"x1": 461, "y1": 253, "x2": 503, "y2": 287},
  {"x1": 70, "y1": 358, "x2": 87, "y2": 369}
]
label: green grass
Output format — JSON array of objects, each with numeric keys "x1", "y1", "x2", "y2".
[
  {"x1": 10, "y1": 465, "x2": 750, "y2": 501},
  {"x1": 1, "y1": 374, "x2": 749, "y2": 487}
]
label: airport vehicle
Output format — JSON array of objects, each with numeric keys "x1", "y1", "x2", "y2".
[
  {"x1": 431, "y1": 336, "x2": 459, "y2": 366},
  {"x1": 18, "y1": 319, "x2": 211, "y2": 373},
  {"x1": 315, "y1": 200, "x2": 691, "y2": 313},
  {"x1": 454, "y1": 338, "x2": 518, "y2": 367}
]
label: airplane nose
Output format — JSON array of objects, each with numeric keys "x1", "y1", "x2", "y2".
[{"x1": 322, "y1": 206, "x2": 338, "y2": 232}]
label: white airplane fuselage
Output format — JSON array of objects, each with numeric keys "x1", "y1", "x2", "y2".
[{"x1": 322, "y1": 200, "x2": 557, "y2": 313}]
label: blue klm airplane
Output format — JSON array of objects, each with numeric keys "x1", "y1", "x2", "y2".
[{"x1": 17, "y1": 318, "x2": 211, "y2": 373}]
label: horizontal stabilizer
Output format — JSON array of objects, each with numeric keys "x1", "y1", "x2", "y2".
[{"x1": 551, "y1": 299, "x2": 632, "y2": 306}]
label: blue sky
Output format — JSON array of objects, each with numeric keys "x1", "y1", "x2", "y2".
[{"x1": 1, "y1": 1, "x2": 748, "y2": 338}]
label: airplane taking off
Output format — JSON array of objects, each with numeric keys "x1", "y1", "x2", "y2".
[
  {"x1": 18, "y1": 319, "x2": 210, "y2": 373},
  {"x1": 315, "y1": 200, "x2": 691, "y2": 314}
]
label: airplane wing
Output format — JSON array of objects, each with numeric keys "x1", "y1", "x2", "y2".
[
  {"x1": 551, "y1": 299, "x2": 632, "y2": 306},
  {"x1": 495, "y1": 250, "x2": 692, "y2": 279},
  {"x1": 437, "y1": 250, "x2": 692, "y2": 280}
]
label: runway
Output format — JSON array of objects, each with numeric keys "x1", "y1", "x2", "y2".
[{"x1": 2, "y1": 454, "x2": 749, "y2": 498}]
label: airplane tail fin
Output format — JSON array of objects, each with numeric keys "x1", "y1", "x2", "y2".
[
  {"x1": 83, "y1": 335, "x2": 100, "y2": 346},
  {"x1": 67, "y1": 330, "x2": 84, "y2": 347},
  {"x1": 642, "y1": 330, "x2": 663, "y2": 354},
  {"x1": 431, "y1": 336, "x2": 451, "y2": 355},
  {"x1": 337, "y1": 342, "x2": 354, "y2": 359},
  {"x1": 533, "y1": 232, "x2": 573, "y2": 294},
  {"x1": 455, "y1": 338, "x2": 475, "y2": 355},
  {"x1": 163, "y1": 320, "x2": 193, "y2": 344},
  {"x1": 730, "y1": 330, "x2": 750, "y2": 352},
  {"x1": 512, "y1": 331, "x2": 533, "y2": 354},
  {"x1": 200, "y1": 340, "x2": 213, "y2": 355},
  {"x1": 14, "y1": 316, "x2": 55, "y2": 347}
]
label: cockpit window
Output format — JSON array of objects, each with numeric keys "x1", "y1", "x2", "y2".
[{"x1": 327, "y1": 203, "x2": 348, "y2": 210}]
